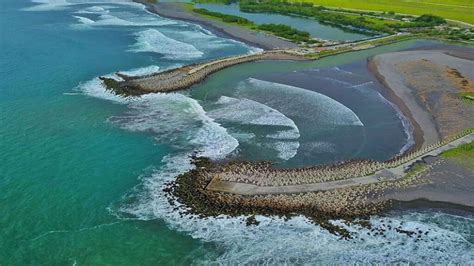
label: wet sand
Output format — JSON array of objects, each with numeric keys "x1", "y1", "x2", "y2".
[
  {"x1": 134, "y1": 1, "x2": 297, "y2": 50},
  {"x1": 385, "y1": 156, "x2": 474, "y2": 208},
  {"x1": 369, "y1": 49, "x2": 474, "y2": 148}
]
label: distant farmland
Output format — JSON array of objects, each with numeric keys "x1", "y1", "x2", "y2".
[{"x1": 290, "y1": 0, "x2": 474, "y2": 24}]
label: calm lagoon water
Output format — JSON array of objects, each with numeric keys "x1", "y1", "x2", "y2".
[
  {"x1": 195, "y1": 3, "x2": 370, "y2": 41},
  {"x1": 1, "y1": 0, "x2": 473, "y2": 264}
]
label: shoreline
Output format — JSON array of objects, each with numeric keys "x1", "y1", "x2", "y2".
[
  {"x1": 369, "y1": 49, "x2": 474, "y2": 148},
  {"x1": 390, "y1": 199, "x2": 474, "y2": 214},
  {"x1": 367, "y1": 58, "x2": 424, "y2": 152},
  {"x1": 134, "y1": 1, "x2": 297, "y2": 50},
  {"x1": 123, "y1": 3, "x2": 474, "y2": 224}
]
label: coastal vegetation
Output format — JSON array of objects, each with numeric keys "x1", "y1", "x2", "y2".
[
  {"x1": 461, "y1": 92, "x2": 474, "y2": 104},
  {"x1": 239, "y1": 1, "x2": 448, "y2": 34},
  {"x1": 193, "y1": 8, "x2": 253, "y2": 25},
  {"x1": 442, "y1": 140, "x2": 474, "y2": 169},
  {"x1": 193, "y1": 7, "x2": 313, "y2": 42},
  {"x1": 239, "y1": 0, "x2": 395, "y2": 34},
  {"x1": 193, "y1": 1, "x2": 473, "y2": 42},
  {"x1": 256, "y1": 23, "x2": 312, "y2": 43}
]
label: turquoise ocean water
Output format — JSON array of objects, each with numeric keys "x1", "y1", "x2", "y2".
[{"x1": 1, "y1": 0, "x2": 473, "y2": 264}]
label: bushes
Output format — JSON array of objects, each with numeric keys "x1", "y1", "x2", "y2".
[
  {"x1": 239, "y1": 0, "x2": 392, "y2": 34},
  {"x1": 239, "y1": 1, "x2": 450, "y2": 34},
  {"x1": 413, "y1": 14, "x2": 446, "y2": 26},
  {"x1": 257, "y1": 23, "x2": 311, "y2": 42},
  {"x1": 193, "y1": 8, "x2": 253, "y2": 25},
  {"x1": 193, "y1": 8, "x2": 312, "y2": 43}
]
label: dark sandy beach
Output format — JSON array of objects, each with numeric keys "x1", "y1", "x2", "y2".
[{"x1": 369, "y1": 49, "x2": 474, "y2": 149}]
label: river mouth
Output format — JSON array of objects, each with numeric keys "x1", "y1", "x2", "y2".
[{"x1": 186, "y1": 57, "x2": 412, "y2": 167}]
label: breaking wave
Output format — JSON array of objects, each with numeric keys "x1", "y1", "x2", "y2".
[
  {"x1": 350, "y1": 81, "x2": 415, "y2": 155},
  {"x1": 117, "y1": 65, "x2": 160, "y2": 77},
  {"x1": 129, "y1": 29, "x2": 204, "y2": 60},
  {"x1": 117, "y1": 165, "x2": 474, "y2": 265},
  {"x1": 25, "y1": 0, "x2": 136, "y2": 12},
  {"x1": 237, "y1": 78, "x2": 364, "y2": 127},
  {"x1": 208, "y1": 96, "x2": 300, "y2": 160},
  {"x1": 73, "y1": 12, "x2": 176, "y2": 27}
]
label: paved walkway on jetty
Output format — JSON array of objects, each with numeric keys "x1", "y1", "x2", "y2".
[
  {"x1": 122, "y1": 50, "x2": 306, "y2": 93},
  {"x1": 207, "y1": 133, "x2": 474, "y2": 195}
]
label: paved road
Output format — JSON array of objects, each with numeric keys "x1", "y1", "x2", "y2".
[{"x1": 207, "y1": 133, "x2": 474, "y2": 195}]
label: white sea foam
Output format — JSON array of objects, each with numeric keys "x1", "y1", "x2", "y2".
[
  {"x1": 349, "y1": 81, "x2": 374, "y2": 89},
  {"x1": 318, "y1": 76, "x2": 353, "y2": 86},
  {"x1": 376, "y1": 91, "x2": 415, "y2": 155},
  {"x1": 108, "y1": 93, "x2": 238, "y2": 160},
  {"x1": 238, "y1": 78, "x2": 364, "y2": 127},
  {"x1": 25, "y1": 0, "x2": 134, "y2": 12},
  {"x1": 270, "y1": 141, "x2": 300, "y2": 160},
  {"x1": 117, "y1": 163, "x2": 474, "y2": 265},
  {"x1": 73, "y1": 15, "x2": 95, "y2": 24},
  {"x1": 77, "y1": 64, "x2": 182, "y2": 103},
  {"x1": 332, "y1": 66, "x2": 354, "y2": 75},
  {"x1": 211, "y1": 96, "x2": 299, "y2": 130},
  {"x1": 25, "y1": 0, "x2": 70, "y2": 11},
  {"x1": 117, "y1": 65, "x2": 160, "y2": 77},
  {"x1": 73, "y1": 12, "x2": 176, "y2": 28},
  {"x1": 74, "y1": 5, "x2": 110, "y2": 14},
  {"x1": 129, "y1": 29, "x2": 204, "y2": 60},
  {"x1": 307, "y1": 141, "x2": 337, "y2": 153},
  {"x1": 79, "y1": 76, "x2": 239, "y2": 158},
  {"x1": 76, "y1": 75, "x2": 127, "y2": 103},
  {"x1": 208, "y1": 96, "x2": 300, "y2": 160}
]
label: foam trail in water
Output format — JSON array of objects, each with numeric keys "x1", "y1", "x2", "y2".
[
  {"x1": 74, "y1": 5, "x2": 110, "y2": 14},
  {"x1": 73, "y1": 15, "x2": 95, "y2": 24},
  {"x1": 25, "y1": 0, "x2": 135, "y2": 11},
  {"x1": 351, "y1": 82, "x2": 415, "y2": 155},
  {"x1": 118, "y1": 65, "x2": 160, "y2": 77},
  {"x1": 109, "y1": 93, "x2": 239, "y2": 159},
  {"x1": 208, "y1": 96, "x2": 300, "y2": 160},
  {"x1": 376, "y1": 92, "x2": 415, "y2": 155},
  {"x1": 117, "y1": 166, "x2": 474, "y2": 265},
  {"x1": 74, "y1": 13, "x2": 176, "y2": 27},
  {"x1": 237, "y1": 78, "x2": 364, "y2": 127},
  {"x1": 77, "y1": 75, "x2": 127, "y2": 103},
  {"x1": 129, "y1": 29, "x2": 204, "y2": 60},
  {"x1": 332, "y1": 66, "x2": 354, "y2": 75},
  {"x1": 25, "y1": 0, "x2": 70, "y2": 11}
]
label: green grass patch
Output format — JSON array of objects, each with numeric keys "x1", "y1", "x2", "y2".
[
  {"x1": 460, "y1": 92, "x2": 474, "y2": 105},
  {"x1": 405, "y1": 162, "x2": 429, "y2": 178},
  {"x1": 442, "y1": 141, "x2": 474, "y2": 158},
  {"x1": 441, "y1": 141, "x2": 474, "y2": 170}
]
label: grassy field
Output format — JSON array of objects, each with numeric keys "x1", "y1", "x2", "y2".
[
  {"x1": 442, "y1": 140, "x2": 474, "y2": 170},
  {"x1": 289, "y1": 0, "x2": 474, "y2": 24}
]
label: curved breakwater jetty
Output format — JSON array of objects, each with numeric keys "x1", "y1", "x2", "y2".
[
  {"x1": 102, "y1": 50, "x2": 307, "y2": 95},
  {"x1": 166, "y1": 130, "x2": 473, "y2": 236},
  {"x1": 206, "y1": 130, "x2": 474, "y2": 194}
]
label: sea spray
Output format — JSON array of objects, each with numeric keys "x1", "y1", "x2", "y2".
[
  {"x1": 208, "y1": 96, "x2": 300, "y2": 160},
  {"x1": 238, "y1": 78, "x2": 364, "y2": 127},
  {"x1": 129, "y1": 29, "x2": 204, "y2": 60}
]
